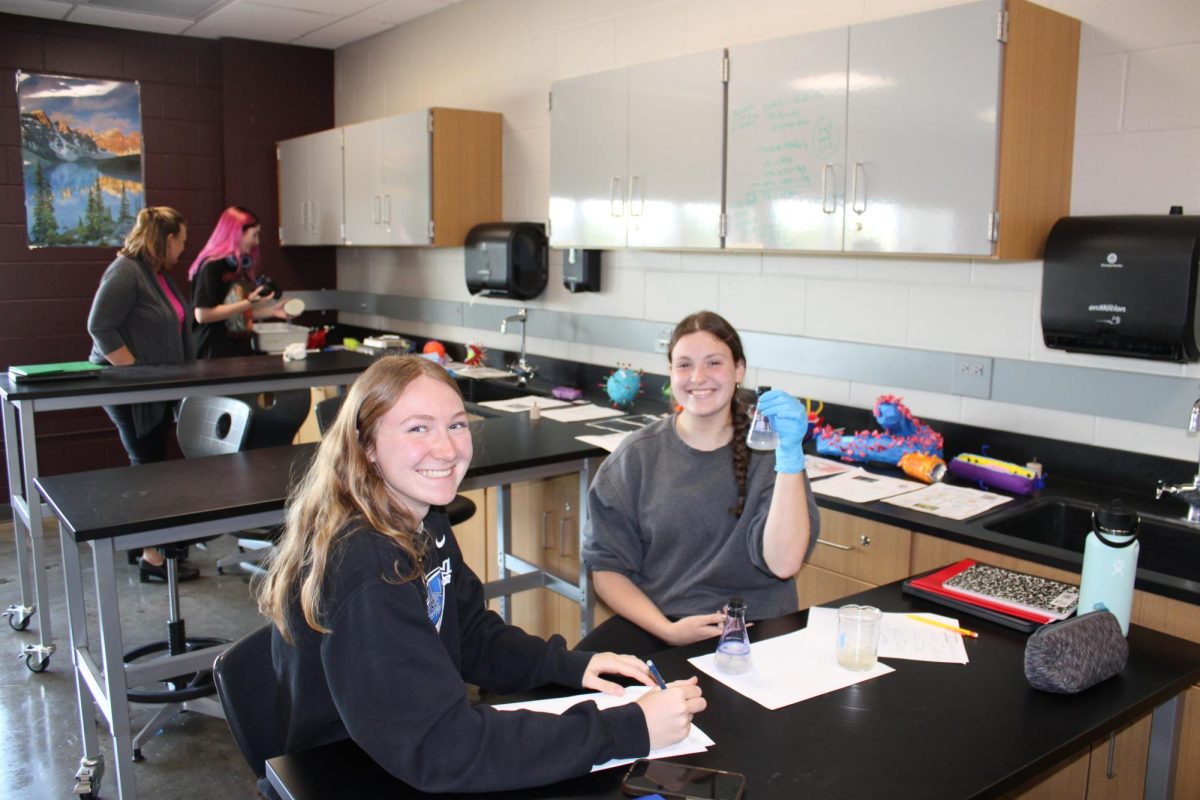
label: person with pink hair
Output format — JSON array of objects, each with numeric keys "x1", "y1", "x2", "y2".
[{"x1": 188, "y1": 206, "x2": 286, "y2": 358}]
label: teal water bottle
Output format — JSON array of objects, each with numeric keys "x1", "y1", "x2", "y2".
[{"x1": 1077, "y1": 500, "x2": 1139, "y2": 636}]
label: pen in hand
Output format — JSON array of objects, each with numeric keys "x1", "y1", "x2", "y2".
[{"x1": 646, "y1": 660, "x2": 668, "y2": 689}]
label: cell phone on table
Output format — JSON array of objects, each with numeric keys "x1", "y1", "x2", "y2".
[{"x1": 621, "y1": 759, "x2": 746, "y2": 800}]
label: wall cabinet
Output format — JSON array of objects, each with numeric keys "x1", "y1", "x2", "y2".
[
  {"x1": 277, "y1": 128, "x2": 344, "y2": 246},
  {"x1": 549, "y1": 49, "x2": 726, "y2": 250},
  {"x1": 797, "y1": 509, "x2": 913, "y2": 609},
  {"x1": 727, "y1": 0, "x2": 1078, "y2": 258},
  {"x1": 278, "y1": 107, "x2": 500, "y2": 248}
]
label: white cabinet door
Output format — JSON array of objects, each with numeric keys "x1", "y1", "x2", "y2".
[
  {"x1": 726, "y1": 28, "x2": 849, "y2": 251},
  {"x1": 277, "y1": 136, "x2": 308, "y2": 246},
  {"x1": 308, "y1": 128, "x2": 344, "y2": 245},
  {"x1": 627, "y1": 49, "x2": 725, "y2": 249},
  {"x1": 844, "y1": 0, "x2": 1003, "y2": 255},
  {"x1": 378, "y1": 111, "x2": 431, "y2": 246},
  {"x1": 343, "y1": 112, "x2": 431, "y2": 246},
  {"x1": 549, "y1": 68, "x2": 629, "y2": 248}
]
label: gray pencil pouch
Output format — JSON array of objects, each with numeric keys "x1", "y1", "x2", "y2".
[{"x1": 1024, "y1": 610, "x2": 1129, "y2": 694}]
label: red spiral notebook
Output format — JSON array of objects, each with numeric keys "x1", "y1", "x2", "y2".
[{"x1": 902, "y1": 559, "x2": 1077, "y2": 632}]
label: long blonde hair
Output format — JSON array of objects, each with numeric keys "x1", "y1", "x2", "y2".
[
  {"x1": 119, "y1": 206, "x2": 185, "y2": 272},
  {"x1": 259, "y1": 356, "x2": 464, "y2": 641}
]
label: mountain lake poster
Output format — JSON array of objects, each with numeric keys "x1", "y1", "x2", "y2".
[{"x1": 17, "y1": 72, "x2": 145, "y2": 248}]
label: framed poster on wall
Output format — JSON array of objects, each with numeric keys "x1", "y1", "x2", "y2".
[{"x1": 16, "y1": 72, "x2": 145, "y2": 248}]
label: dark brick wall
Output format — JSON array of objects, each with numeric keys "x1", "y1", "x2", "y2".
[{"x1": 0, "y1": 14, "x2": 335, "y2": 496}]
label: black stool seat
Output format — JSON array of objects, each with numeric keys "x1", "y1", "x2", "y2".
[{"x1": 446, "y1": 494, "x2": 477, "y2": 526}]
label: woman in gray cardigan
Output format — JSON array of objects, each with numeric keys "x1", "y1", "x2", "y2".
[{"x1": 87, "y1": 206, "x2": 199, "y2": 582}]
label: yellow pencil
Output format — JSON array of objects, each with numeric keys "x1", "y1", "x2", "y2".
[{"x1": 907, "y1": 613, "x2": 979, "y2": 639}]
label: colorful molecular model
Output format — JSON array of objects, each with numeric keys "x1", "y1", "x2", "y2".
[
  {"x1": 464, "y1": 342, "x2": 486, "y2": 367},
  {"x1": 815, "y1": 394, "x2": 943, "y2": 466},
  {"x1": 602, "y1": 365, "x2": 643, "y2": 408}
]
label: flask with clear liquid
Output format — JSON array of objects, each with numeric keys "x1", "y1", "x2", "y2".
[
  {"x1": 714, "y1": 597, "x2": 752, "y2": 674},
  {"x1": 746, "y1": 386, "x2": 779, "y2": 451}
]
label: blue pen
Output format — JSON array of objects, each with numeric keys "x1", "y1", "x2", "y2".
[{"x1": 646, "y1": 659, "x2": 667, "y2": 690}]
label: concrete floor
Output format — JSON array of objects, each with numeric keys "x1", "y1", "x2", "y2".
[{"x1": 0, "y1": 520, "x2": 267, "y2": 799}]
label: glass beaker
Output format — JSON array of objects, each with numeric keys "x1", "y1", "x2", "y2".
[
  {"x1": 715, "y1": 597, "x2": 752, "y2": 674},
  {"x1": 746, "y1": 386, "x2": 779, "y2": 451}
]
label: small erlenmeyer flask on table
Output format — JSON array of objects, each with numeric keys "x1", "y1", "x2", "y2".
[{"x1": 715, "y1": 597, "x2": 752, "y2": 674}]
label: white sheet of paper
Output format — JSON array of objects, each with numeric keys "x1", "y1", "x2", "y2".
[
  {"x1": 575, "y1": 433, "x2": 630, "y2": 452},
  {"x1": 880, "y1": 482, "x2": 1013, "y2": 520},
  {"x1": 475, "y1": 395, "x2": 570, "y2": 413},
  {"x1": 807, "y1": 607, "x2": 969, "y2": 664},
  {"x1": 804, "y1": 456, "x2": 856, "y2": 480},
  {"x1": 809, "y1": 468, "x2": 925, "y2": 503},
  {"x1": 492, "y1": 686, "x2": 714, "y2": 771},
  {"x1": 449, "y1": 365, "x2": 515, "y2": 379},
  {"x1": 687, "y1": 628, "x2": 894, "y2": 710},
  {"x1": 541, "y1": 404, "x2": 627, "y2": 423}
]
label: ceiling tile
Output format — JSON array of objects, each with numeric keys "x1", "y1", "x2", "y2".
[
  {"x1": 0, "y1": 0, "x2": 70, "y2": 20},
  {"x1": 183, "y1": 1, "x2": 340, "y2": 42},
  {"x1": 86, "y1": 0, "x2": 221, "y2": 16},
  {"x1": 253, "y1": 0, "x2": 380, "y2": 15},
  {"x1": 291, "y1": 13, "x2": 393, "y2": 49},
  {"x1": 359, "y1": 0, "x2": 450, "y2": 25},
  {"x1": 69, "y1": 5, "x2": 194, "y2": 34}
]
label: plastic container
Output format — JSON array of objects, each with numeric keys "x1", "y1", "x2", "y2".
[
  {"x1": 252, "y1": 322, "x2": 309, "y2": 355},
  {"x1": 715, "y1": 597, "x2": 752, "y2": 674},
  {"x1": 746, "y1": 386, "x2": 780, "y2": 451}
]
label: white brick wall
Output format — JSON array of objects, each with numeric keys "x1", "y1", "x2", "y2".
[{"x1": 334, "y1": 0, "x2": 1200, "y2": 461}]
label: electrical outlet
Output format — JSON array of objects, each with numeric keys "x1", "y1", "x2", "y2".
[
  {"x1": 654, "y1": 326, "x2": 672, "y2": 354},
  {"x1": 953, "y1": 355, "x2": 993, "y2": 399}
]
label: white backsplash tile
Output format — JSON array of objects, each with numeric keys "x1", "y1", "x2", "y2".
[
  {"x1": 856, "y1": 256, "x2": 971, "y2": 286},
  {"x1": 908, "y1": 286, "x2": 1033, "y2": 359},
  {"x1": 679, "y1": 251, "x2": 762, "y2": 275},
  {"x1": 717, "y1": 274, "x2": 807, "y2": 336},
  {"x1": 1123, "y1": 43, "x2": 1200, "y2": 132},
  {"x1": 763, "y1": 252, "x2": 854, "y2": 279},
  {"x1": 1094, "y1": 416, "x2": 1199, "y2": 462},
  {"x1": 1074, "y1": 52, "x2": 1126, "y2": 136},
  {"x1": 849, "y1": 383, "x2": 963, "y2": 425},
  {"x1": 1071, "y1": 131, "x2": 1200, "y2": 215},
  {"x1": 1071, "y1": 0, "x2": 1200, "y2": 56},
  {"x1": 970, "y1": 259, "x2": 1041, "y2": 290},
  {"x1": 683, "y1": 0, "x2": 773, "y2": 50},
  {"x1": 644, "y1": 271, "x2": 720, "y2": 322},
  {"x1": 804, "y1": 279, "x2": 910, "y2": 346},
  {"x1": 757, "y1": 369, "x2": 852, "y2": 406},
  {"x1": 554, "y1": 20, "x2": 617, "y2": 79},
  {"x1": 613, "y1": 2, "x2": 688, "y2": 66},
  {"x1": 961, "y1": 397, "x2": 1096, "y2": 444}
]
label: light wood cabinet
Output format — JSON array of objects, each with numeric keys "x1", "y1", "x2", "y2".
[{"x1": 798, "y1": 509, "x2": 912, "y2": 608}]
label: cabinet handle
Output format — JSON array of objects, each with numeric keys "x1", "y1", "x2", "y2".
[
  {"x1": 851, "y1": 162, "x2": 867, "y2": 214},
  {"x1": 311, "y1": 201, "x2": 319, "y2": 234},
  {"x1": 610, "y1": 177, "x2": 623, "y2": 217},
  {"x1": 301, "y1": 200, "x2": 309, "y2": 231},
  {"x1": 860, "y1": 535, "x2": 871, "y2": 548},
  {"x1": 1105, "y1": 731, "x2": 1117, "y2": 779},
  {"x1": 540, "y1": 511, "x2": 551, "y2": 549},
  {"x1": 629, "y1": 175, "x2": 643, "y2": 217},
  {"x1": 816, "y1": 538, "x2": 852, "y2": 551},
  {"x1": 821, "y1": 163, "x2": 836, "y2": 214},
  {"x1": 560, "y1": 516, "x2": 574, "y2": 557},
  {"x1": 373, "y1": 195, "x2": 381, "y2": 224},
  {"x1": 383, "y1": 194, "x2": 392, "y2": 224}
]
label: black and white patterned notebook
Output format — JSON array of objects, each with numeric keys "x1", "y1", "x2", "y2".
[{"x1": 943, "y1": 563, "x2": 1079, "y2": 620}]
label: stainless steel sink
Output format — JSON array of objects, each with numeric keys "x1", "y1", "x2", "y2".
[{"x1": 982, "y1": 499, "x2": 1200, "y2": 581}]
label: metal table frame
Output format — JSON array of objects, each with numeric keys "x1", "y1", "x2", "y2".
[
  {"x1": 40, "y1": 442, "x2": 602, "y2": 800},
  {"x1": 1, "y1": 359, "x2": 369, "y2": 672}
]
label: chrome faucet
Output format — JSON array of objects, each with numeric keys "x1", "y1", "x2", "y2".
[
  {"x1": 1156, "y1": 397, "x2": 1200, "y2": 523},
  {"x1": 499, "y1": 307, "x2": 535, "y2": 381}
]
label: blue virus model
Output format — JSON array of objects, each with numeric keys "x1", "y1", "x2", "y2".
[{"x1": 603, "y1": 366, "x2": 643, "y2": 408}]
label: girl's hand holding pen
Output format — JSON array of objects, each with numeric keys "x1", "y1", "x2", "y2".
[
  {"x1": 755, "y1": 390, "x2": 809, "y2": 474},
  {"x1": 636, "y1": 676, "x2": 705, "y2": 749}
]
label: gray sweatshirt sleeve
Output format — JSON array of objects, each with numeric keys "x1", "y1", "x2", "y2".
[
  {"x1": 581, "y1": 462, "x2": 644, "y2": 579},
  {"x1": 87, "y1": 260, "x2": 137, "y2": 358}
]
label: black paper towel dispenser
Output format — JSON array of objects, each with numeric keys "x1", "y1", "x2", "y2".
[
  {"x1": 1041, "y1": 214, "x2": 1200, "y2": 362},
  {"x1": 465, "y1": 222, "x2": 548, "y2": 300}
]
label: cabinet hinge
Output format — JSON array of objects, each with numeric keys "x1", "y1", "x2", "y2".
[
  {"x1": 997, "y1": 10, "x2": 1008, "y2": 43},
  {"x1": 722, "y1": 54, "x2": 729, "y2": 84},
  {"x1": 275, "y1": 145, "x2": 281, "y2": 162},
  {"x1": 988, "y1": 212, "x2": 1000, "y2": 242},
  {"x1": 547, "y1": 91, "x2": 553, "y2": 112},
  {"x1": 427, "y1": 112, "x2": 434, "y2": 133},
  {"x1": 428, "y1": 219, "x2": 435, "y2": 240},
  {"x1": 340, "y1": 223, "x2": 346, "y2": 241},
  {"x1": 719, "y1": 213, "x2": 727, "y2": 238},
  {"x1": 546, "y1": 217, "x2": 552, "y2": 238},
  {"x1": 278, "y1": 226, "x2": 284, "y2": 243}
]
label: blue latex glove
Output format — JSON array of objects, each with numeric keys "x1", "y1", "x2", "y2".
[{"x1": 755, "y1": 390, "x2": 809, "y2": 473}]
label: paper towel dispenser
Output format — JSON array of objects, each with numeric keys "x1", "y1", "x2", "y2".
[
  {"x1": 464, "y1": 222, "x2": 548, "y2": 300},
  {"x1": 1041, "y1": 214, "x2": 1200, "y2": 362}
]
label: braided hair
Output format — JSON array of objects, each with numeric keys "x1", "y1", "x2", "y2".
[{"x1": 668, "y1": 311, "x2": 751, "y2": 517}]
